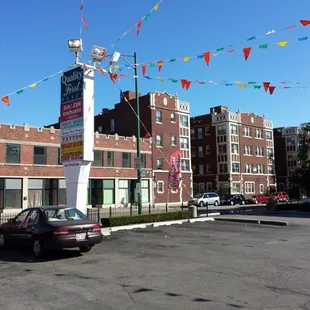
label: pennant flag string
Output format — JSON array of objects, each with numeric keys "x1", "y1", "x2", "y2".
[
  {"x1": 0, "y1": 70, "x2": 63, "y2": 105},
  {"x1": 80, "y1": 0, "x2": 89, "y2": 32},
  {"x1": 106, "y1": 0, "x2": 164, "y2": 51}
]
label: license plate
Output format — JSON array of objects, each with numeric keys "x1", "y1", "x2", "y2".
[{"x1": 76, "y1": 233, "x2": 86, "y2": 241}]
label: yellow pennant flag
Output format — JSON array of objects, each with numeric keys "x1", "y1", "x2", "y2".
[
  {"x1": 278, "y1": 40, "x2": 288, "y2": 47},
  {"x1": 113, "y1": 65, "x2": 119, "y2": 72},
  {"x1": 157, "y1": 77, "x2": 165, "y2": 82},
  {"x1": 239, "y1": 84, "x2": 247, "y2": 89},
  {"x1": 183, "y1": 56, "x2": 190, "y2": 62},
  {"x1": 154, "y1": 2, "x2": 160, "y2": 10},
  {"x1": 235, "y1": 81, "x2": 242, "y2": 85},
  {"x1": 29, "y1": 83, "x2": 37, "y2": 88}
]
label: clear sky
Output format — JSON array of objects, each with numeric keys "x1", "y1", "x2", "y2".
[{"x1": 0, "y1": 0, "x2": 309, "y2": 128}]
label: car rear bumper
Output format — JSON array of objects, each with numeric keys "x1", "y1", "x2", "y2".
[{"x1": 47, "y1": 232, "x2": 103, "y2": 249}]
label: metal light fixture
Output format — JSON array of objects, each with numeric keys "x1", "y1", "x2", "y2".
[
  {"x1": 109, "y1": 52, "x2": 121, "y2": 65},
  {"x1": 68, "y1": 39, "x2": 83, "y2": 53},
  {"x1": 90, "y1": 45, "x2": 106, "y2": 64}
]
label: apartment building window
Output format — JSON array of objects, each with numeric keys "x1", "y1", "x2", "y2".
[
  {"x1": 232, "y1": 163, "x2": 240, "y2": 173},
  {"x1": 156, "y1": 110, "x2": 162, "y2": 123},
  {"x1": 267, "y1": 148, "x2": 273, "y2": 159},
  {"x1": 97, "y1": 126, "x2": 103, "y2": 133},
  {"x1": 217, "y1": 125, "x2": 226, "y2": 135},
  {"x1": 256, "y1": 146, "x2": 264, "y2": 156},
  {"x1": 218, "y1": 155, "x2": 227, "y2": 162},
  {"x1": 190, "y1": 128, "x2": 195, "y2": 139},
  {"x1": 156, "y1": 134, "x2": 163, "y2": 147},
  {"x1": 180, "y1": 137, "x2": 189, "y2": 149},
  {"x1": 28, "y1": 179, "x2": 44, "y2": 207},
  {"x1": 122, "y1": 153, "x2": 131, "y2": 168},
  {"x1": 199, "y1": 165, "x2": 204, "y2": 175},
  {"x1": 206, "y1": 164, "x2": 211, "y2": 173},
  {"x1": 245, "y1": 182, "x2": 255, "y2": 194},
  {"x1": 157, "y1": 181, "x2": 164, "y2": 193},
  {"x1": 93, "y1": 150, "x2": 104, "y2": 167},
  {"x1": 58, "y1": 148, "x2": 61, "y2": 165},
  {"x1": 244, "y1": 145, "x2": 253, "y2": 156},
  {"x1": 287, "y1": 145, "x2": 296, "y2": 152},
  {"x1": 288, "y1": 160, "x2": 297, "y2": 167},
  {"x1": 140, "y1": 153, "x2": 146, "y2": 168},
  {"x1": 219, "y1": 163, "x2": 228, "y2": 173},
  {"x1": 6, "y1": 143, "x2": 20, "y2": 164},
  {"x1": 257, "y1": 164, "x2": 264, "y2": 174},
  {"x1": 191, "y1": 147, "x2": 196, "y2": 157},
  {"x1": 231, "y1": 124, "x2": 238, "y2": 135},
  {"x1": 34, "y1": 146, "x2": 46, "y2": 165},
  {"x1": 243, "y1": 127, "x2": 252, "y2": 137},
  {"x1": 268, "y1": 165, "x2": 274, "y2": 174},
  {"x1": 231, "y1": 182, "x2": 241, "y2": 194},
  {"x1": 206, "y1": 182, "x2": 212, "y2": 191},
  {"x1": 110, "y1": 119, "x2": 115, "y2": 132},
  {"x1": 266, "y1": 131, "x2": 272, "y2": 140},
  {"x1": 231, "y1": 143, "x2": 239, "y2": 154},
  {"x1": 259, "y1": 184, "x2": 264, "y2": 194},
  {"x1": 198, "y1": 146, "x2": 203, "y2": 157},
  {"x1": 218, "y1": 144, "x2": 227, "y2": 154},
  {"x1": 245, "y1": 164, "x2": 252, "y2": 173},
  {"x1": 181, "y1": 159, "x2": 190, "y2": 171},
  {"x1": 157, "y1": 158, "x2": 163, "y2": 170},
  {"x1": 180, "y1": 115, "x2": 189, "y2": 127},
  {"x1": 170, "y1": 113, "x2": 175, "y2": 122},
  {"x1": 107, "y1": 151, "x2": 114, "y2": 167},
  {"x1": 255, "y1": 129, "x2": 263, "y2": 139},
  {"x1": 205, "y1": 126, "x2": 210, "y2": 135},
  {"x1": 171, "y1": 136, "x2": 177, "y2": 146},
  {"x1": 205, "y1": 145, "x2": 211, "y2": 154},
  {"x1": 0, "y1": 178, "x2": 22, "y2": 209},
  {"x1": 217, "y1": 135, "x2": 227, "y2": 143},
  {"x1": 192, "y1": 165, "x2": 196, "y2": 173},
  {"x1": 197, "y1": 128, "x2": 203, "y2": 139}
]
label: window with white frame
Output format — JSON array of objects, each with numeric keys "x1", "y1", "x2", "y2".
[
  {"x1": 199, "y1": 165, "x2": 204, "y2": 175},
  {"x1": 219, "y1": 163, "x2": 228, "y2": 173},
  {"x1": 205, "y1": 126, "x2": 210, "y2": 135},
  {"x1": 231, "y1": 124, "x2": 238, "y2": 135},
  {"x1": 180, "y1": 115, "x2": 189, "y2": 127},
  {"x1": 157, "y1": 181, "x2": 164, "y2": 193},
  {"x1": 180, "y1": 137, "x2": 189, "y2": 149},
  {"x1": 156, "y1": 134, "x2": 163, "y2": 147},
  {"x1": 244, "y1": 145, "x2": 253, "y2": 155},
  {"x1": 206, "y1": 145, "x2": 211, "y2": 154},
  {"x1": 218, "y1": 144, "x2": 227, "y2": 154},
  {"x1": 206, "y1": 182, "x2": 212, "y2": 191},
  {"x1": 267, "y1": 148, "x2": 273, "y2": 159},
  {"x1": 245, "y1": 182, "x2": 255, "y2": 194},
  {"x1": 266, "y1": 130, "x2": 272, "y2": 140},
  {"x1": 155, "y1": 110, "x2": 162, "y2": 123},
  {"x1": 217, "y1": 125, "x2": 226, "y2": 135},
  {"x1": 231, "y1": 182, "x2": 241, "y2": 194},
  {"x1": 245, "y1": 164, "x2": 252, "y2": 173},
  {"x1": 256, "y1": 146, "x2": 264, "y2": 156},
  {"x1": 259, "y1": 184, "x2": 264, "y2": 194},
  {"x1": 171, "y1": 136, "x2": 177, "y2": 146},
  {"x1": 198, "y1": 146, "x2": 203, "y2": 157},
  {"x1": 243, "y1": 126, "x2": 252, "y2": 137},
  {"x1": 232, "y1": 162, "x2": 240, "y2": 173},
  {"x1": 170, "y1": 113, "x2": 175, "y2": 122},
  {"x1": 231, "y1": 143, "x2": 239, "y2": 154},
  {"x1": 257, "y1": 164, "x2": 264, "y2": 174},
  {"x1": 255, "y1": 129, "x2": 263, "y2": 139},
  {"x1": 181, "y1": 159, "x2": 190, "y2": 171},
  {"x1": 268, "y1": 165, "x2": 274, "y2": 174},
  {"x1": 156, "y1": 158, "x2": 163, "y2": 170},
  {"x1": 197, "y1": 128, "x2": 203, "y2": 139},
  {"x1": 206, "y1": 164, "x2": 211, "y2": 173}
]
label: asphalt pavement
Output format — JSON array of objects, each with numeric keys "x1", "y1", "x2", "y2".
[{"x1": 1, "y1": 221, "x2": 310, "y2": 309}]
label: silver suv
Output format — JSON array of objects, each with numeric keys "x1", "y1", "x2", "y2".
[{"x1": 188, "y1": 192, "x2": 220, "y2": 207}]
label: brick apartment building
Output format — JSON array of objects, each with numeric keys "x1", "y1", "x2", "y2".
[
  {"x1": 47, "y1": 90, "x2": 193, "y2": 206},
  {"x1": 273, "y1": 126, "x2": 301, "y2": 197},
  {"x1": 191, "y1": 106, "x2": 276, "y2": 198},
  {"x1": 0, "y1": 123, "x2": 154, "y2": 212}
]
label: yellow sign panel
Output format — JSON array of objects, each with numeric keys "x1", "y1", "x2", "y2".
[{"x1": 61, "y1": 141, "x2": 83, "y2": 156}]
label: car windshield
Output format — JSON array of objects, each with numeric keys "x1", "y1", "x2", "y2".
[
  {"x1": 194, "y1": 193, "x2": 203, "y2": 198},
  {"x1": 44, "y1": 208, "x2": 88, "y2": 222}
]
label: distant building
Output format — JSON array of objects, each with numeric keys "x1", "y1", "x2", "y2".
[{"x1": 191, "y1": 105, "x2": 276, "y2": 198}]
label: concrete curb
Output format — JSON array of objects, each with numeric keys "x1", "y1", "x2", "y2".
[
  {"x1": 101, "y1": 217, "x2": 215, "y2": 236},
  {"x1": 214, "y1": 217, "x2": 288, "y2": 226}
]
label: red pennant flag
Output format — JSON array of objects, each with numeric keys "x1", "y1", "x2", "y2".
[
  {"x1": 96, "y1": 67, "x2": 106, "y2": 76},
  {"x1": 109, "y1": 73, "x2": 118, "y2": 84},
  {"x1": 263, "y1": 82, "x2": 270, "y2": 92},
  {"x1": 243, "y1": 47, "x2": 252, "y2": 61},
  {"x1": 145, "y1": 132, "x2": 151, "y2": 138},
  {"x1": 141, "y1": 65, "x2": 147, "y2": 76},
  {"x1": 228, "y1": 49, "x2": 235, "y2": 53},
  {"x1": 269, "y1": 86, "x2": 276, "y2": 95},
  {"x1": 300, "y1": 20, "x2": 310, "y2": 26},
  {"x1": 1, "y1": 96, "x2": 9, "y2": 106},
  {"x1": 203, "y1": 52, "x2": 211, "y2": 66},
  {"x1": 180, "y1": 79, "x2": 191, "y2": 90},
  {"x1": 81, "y1": 16, "x2": 88, "y2": 30},
  {"x1": 137, "y1": 20, "x2": 142, "y2": 35},
  {"x1": 180, "y1": 79, "x2": 187, "y2": 89},
  {"x1": 157, "y1": 61, "x2": 164, "y2": 72}
]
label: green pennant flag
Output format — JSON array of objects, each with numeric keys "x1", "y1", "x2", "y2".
[
  {"x1": 254, "y1": 85, "x2": 262, "y2": 89},
  {"x1": 169, "y1": 78, "x2": 178, "y2": 83},
  {"x1": 168, "y1": 59, "x2": 177, "y2": 63},
  {"x1": 259, "y1": 44, "x2": 268, "y2": 49},
  {"x1": 16, "y1": 89, "x2": 24, "y2": 94},
  {"x1": 149, "y1": 63, "x2": 155, "y2": 68},
  {"x1": 144, "y1": 12, "x2": 151, "y2": 21},
  {"x1": 248, "y1": 81, "x2": 256, "y2": 84},
  {"x1": 216, "y1": 48, "x2": 224, "y2": 52}
]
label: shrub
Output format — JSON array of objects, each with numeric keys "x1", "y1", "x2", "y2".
[{"x1": 101, "y1": 211, "x2": 191, "y2": 227}]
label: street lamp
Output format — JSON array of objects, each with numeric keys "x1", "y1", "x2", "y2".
[
  {"x1": 111, "y1": 52, "x2": 142, "y2": 215},
  {"x1": 90, "y1": 45, "x2": 106, "y2": 65},
  {"x1": 68, "y1": 39, "x2": 83, "y2": 64}
]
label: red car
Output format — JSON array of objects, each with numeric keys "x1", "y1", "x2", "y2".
[
  {"x1": 270, "y1": 192, "x2": 289, "y2": 203},
  {"x1": 251, "y1": 195, "x2": 270, "y2": 204}
]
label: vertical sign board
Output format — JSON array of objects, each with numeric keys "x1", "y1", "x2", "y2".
[{"x1": 60, "y1": 66, "x2": 84, "y2": 162}]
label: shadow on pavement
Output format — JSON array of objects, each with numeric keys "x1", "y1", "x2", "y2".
[
  {"x1": 0, "y1": 247, "x2": 82, "y2": 263},
  {"x1": 243, "y1": 210, "x2": 310, "y2": 219}
]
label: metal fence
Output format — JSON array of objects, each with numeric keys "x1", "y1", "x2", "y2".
[
  {"x1": 87, "y1": 204, "x2": 188, "y2": 223},
  {"x1": 0, "y1": 213, "x2": 16, "y2": 225}
]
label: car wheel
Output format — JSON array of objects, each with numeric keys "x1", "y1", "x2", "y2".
[
  {"x1": 33, "y1": 239, "x2": 45, "y2": 258},
  {"x1": 214, "y1": 201, "x2": 219, "y2": 206},
  {"x1": 79, "y1": 245, "x2": 92, "y2": 253},
  {"x1": 0, "y1": 232, "x2": 6, "y2": 248},
  {"x1": 199, "y1": 201, "x2": 204, "y2": 207}
]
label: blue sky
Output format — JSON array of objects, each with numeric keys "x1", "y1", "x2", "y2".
[{"x1": 0, "y1": 0, "x2": 309, "y2": 128}]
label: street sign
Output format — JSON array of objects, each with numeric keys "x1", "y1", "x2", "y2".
[{"x1": 134, "y1": 157, "x2": 141, "y2": 170}]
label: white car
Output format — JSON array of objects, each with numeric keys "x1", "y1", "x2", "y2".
[{"x1": 188, "y1": 192, "x2": 220, "y2": 207}]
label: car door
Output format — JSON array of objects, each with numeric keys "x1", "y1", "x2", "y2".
[
  {"x1": 9, "y1": 210, "x2": 31, "y2": 245},
  {"x1": 202, "y1": 194, "x2": 209, "y2": 205},
  {"x1": 21, "y1": 210, "x2": 40, "y2": 246},
  {"x1": 208, "y1": 193, "x2": 216, "y2": 204}
]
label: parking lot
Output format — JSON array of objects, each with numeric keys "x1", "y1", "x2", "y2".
[{"x1": 1, "y1": 221, "x2": 310, "y2": 309}]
